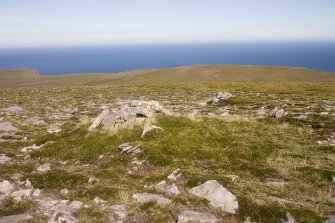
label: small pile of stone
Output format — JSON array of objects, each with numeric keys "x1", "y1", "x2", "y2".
[{"x1": 118, "y1": 143, "x2": 143, "y2": 154}]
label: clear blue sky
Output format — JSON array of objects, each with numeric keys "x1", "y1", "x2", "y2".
[{"x1": 1, "y1": 0, "x2": 335, "y2": 47}]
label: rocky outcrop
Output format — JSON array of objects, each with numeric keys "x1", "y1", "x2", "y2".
[
  {"x1": 89, "y1": 100, "x2": 174, "y2": 132},
  {"x1": 177, "y1": 211, "x2": 218, "y2": 223},
  {"x1": 208, "y1": 92, "x2": 233, "y2": 104},
  {"x1": 189, "y1": 180, "x2": 238, "y2": 214}
]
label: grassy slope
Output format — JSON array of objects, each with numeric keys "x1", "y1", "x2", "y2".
[{"x1": 1, "y1": 65, "x2": 335, "y2": 88}]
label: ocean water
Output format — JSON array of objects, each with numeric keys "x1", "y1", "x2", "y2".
[{"x1": 0, "y1": 43, "x2": 334, "y2": 75}]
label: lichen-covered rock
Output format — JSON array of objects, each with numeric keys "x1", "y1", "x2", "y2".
[
  {"x1": 132, "y1": 193, "x2": 171, "y2": 205},
  {"x1": 0, "y1": 122, "x2": 18, "y2": 132},
  {"x1": 177, "y1": 211, "x2": 218, "y2": 223},
  {"x1": 189, "y1": 180, "x2": 238, "y2": 214}
]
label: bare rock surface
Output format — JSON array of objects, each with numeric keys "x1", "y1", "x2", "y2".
[
  {"x1": 270, "y1": 107, "x2": 285, "y2": 119},
  {"x1": 2, "y1": 106, "x2": 23, "y2": 113},
  {"x1": 0, "y1": 154, "x2": 12, "y2": 164},
  {"x1": 0, "y1": 122, "x2": 18, "y2": 132},
  {"x1": 177, "y1": 211, "x2": 218, "y2": 223},
  {"x1": 0, "y1": 214, "x2": 32, "y2": 223},
  {"x1": 0, "y1": 180, "x2": 14, "y2": 195},
  {"x1": 48, "y1": 204, "x2": 78, "y2": 223},
  {"x1": 189, "y1": 180, "x2": 238, "y2": 214},
  {"x1": 110, "y1": 204, "x2": 127, "y2": 220},
  {"x1": 132, "y1": 193, "x2": 171, "y2": 205}
]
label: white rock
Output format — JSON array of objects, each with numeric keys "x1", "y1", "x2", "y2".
[
  {"x1": 0, "y1": 180, "x2": 14, "y2": 195},
  {"x1": 37, "y1": 163, "x2": 51, "y2": 172},
  {"x1": 285, "y1": 212, "x2": 296, "y2": 223},
  {"x1": 89, "y1": 110, "x2": 109, "y2": 130},
  {"x1": 0, "y1": 154, "x2": 12, "y2": 164},
  {"x1": 48, "y1": 205, "x2": 77, "y2": 223},
  {"x1": 167, "y1": 168, "x2": 182, "y2": 181},
  {"x1": 132, "y1": 193, "x2": 171, "y2": 205},
  {"x1": 156, "y1": 180, "x2": 180, "y2": 195},
  {"x1": 198, "y1": 102, "x2": 208, "y2": 107},
  {"x1": 141, "y1": 124, "x2": 163, "y2": 138},
  {"x1": 270, "y1": 107, "x2": 285, "y2": 119},
  {"x1": 0, "y1": 122, "x2": 18, "y2": 132},
  {"x1": 69, "y1": 201, "x2": 83, "y2": 210},
  {"x1": 21, "y1": 144, "x2": 43, "y2": 153},
  {"x1": 93, "y1": 196, "x2": 106, "y2": 204},
  {"x1": 48, "y1": 127, "x2": 62, "y2": 134},
  {"x1": 33, "y1": 189, "x2": 41, "y2": 197},
  {"x1": 25, "y1": 116, "x2": 47, "y2": 126},
  {"x1": 61, "y1": 189, "x2": 69, "y2": 196},
  {"x1": 11, "y1": 189, "x2": 32, "y2": 201},
  {"x1": 25, "y1": 179, "x2": 32, "y2": 188},
  {"x1": 0, "y1": 214, "x2": 32, "y2": 223},
  {"x1": 177, "y1": 211, "x2": 218, "y2": 223},
  {"x1": 189, "y1": 180, "x2": 238, "y2": 214},
  {"x1": 110, "y1": 204, "x2": 127, "y2": 220}
]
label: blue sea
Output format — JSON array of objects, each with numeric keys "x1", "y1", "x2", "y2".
[{"x1": 0, "y1": 43, "x2": 334, "y2": 75}]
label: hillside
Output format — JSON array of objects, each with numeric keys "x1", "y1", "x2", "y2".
[
  {"x1": 0, "y1": 65, "x2": 334, "y2": 223},
  {"x1": 1, "y1": 65, "x2": 335, "y2": 88}
]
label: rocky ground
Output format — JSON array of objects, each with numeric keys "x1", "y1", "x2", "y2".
[{"x1": 0, "y1": 83, "x2": 334, "y2": 223}]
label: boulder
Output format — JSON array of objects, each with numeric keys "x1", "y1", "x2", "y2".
[
  {"x1": 89, "y1": 110, "x2": 109, "y2": 130},
  {"x1": 189, "y1": 180, "x2": 238, "y2": 214},
  {"x1": 177, "y1": 211, "x2": 218, "y2": 223},
  {"x1": 156, "y1": 180, "x2": 180, "y2": 195},
  {"x1": 208, "y1": 92, "x2": 232, "y2": 104},
  {"x1": 0, "y1": 122, "x2": 18, "y2": 132},
  {"x1": 110, "y1": 204, "x2": 127, "y2": 220},
  {"x1": 270, "y1": 107, "x2": 285, "y2": 119},
  {"x1": 141, "y1": 124, "x2": 163, "y2": 138},
  {"x1": 132, "y1": 193, "x2": 171, "y2": 205},
  {"x1": 0, "y1": 214, "x2": 32, "y2": 223},
  {"x1": 48, "y1": 205, "x2": 77, "y2": 223},
  {"x1": 0, "y1": 180, "x2": 14, "y2": 195}
]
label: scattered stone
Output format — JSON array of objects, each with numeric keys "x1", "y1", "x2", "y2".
[
  {"x1": 132, "y1": 193, "x2": 171, "y2": 205},
  {"x1": 208, "y1": 92, "x2": 233, "y2": 104},
  {"x1": 256, "y1": 107, "x2": 267, "y2": 116},
  {"x1": 0, "y1": 154, "x2": 12, "y2": 164},
  {"x1": 48, "y1": 205, "x2": 78, "y2": 223},
  {"x1": 25, "y1": 116, "x2": 47, "y2": 125},
  {"x1": 285, "y1": 212, "x2": 296, "y2": 223},
  {"x1": 21, "y1": 144, "x2": 44, "y2": 153},
  {"x1": 177, "y1": 211, "x2": 218, "y2": 223},
  {"x1": 33, "y1": 189, "x2": 41, "y2": 197},
  {"x1": 88, "y1": 176, "x2": 99, "y2": 184},
  {"x1": 93, "y1": 196, "x2": 106, "y2": 204},
  {"x1": 156, "y1": 180, "x2": 180, "y2": 195},
  {"x1": 69, "y1": 201, "x2": 83, "y2": 210},
  {"x1": 61, "y1": 189, "x2": 69, "y2": 196},
  {"x1": 11, "y1": 189, "x2": 32, "y2": 201},
  {"x1": 48, "y1": 126, "x2": 62, "y2": 134},
  {"x1": 0, "y1": 122, "x2": 18, "y2": 132},
  {"x1": 189, "y1": 180, "x2": 238, "y2": 214},
  {"x1": 37, "y1": 163, "x2": 51, "y2": 172},
  {"x1": 270, "y1": 107, "x2": 285, "y2": 119},
  {"x1": 25, "y1": 179, "x2": 32, "y2": 188},
  {"x1": 266, "y1": 178, "x2": 288, "y2": 187},
  {"x1": 119, "y1": 143, "x2": 143, "y2": 154},
  {"x1": 0, "y1": 214, "x2": 32, "y2": 223},
  {"x1": 2, "y1": 106, "x2": 23, "y2": 113},
  {"x1": 198, "y1": 102, "x2": 208, "y2": 107},
  {"x1": 0, "y1": 180, "x2": 14, "y2": 195},
  {"x1": 167, "y1": 168, "x2": 182, "y2": 181},
  {"x1": 110, "y1": 204, "x2": 127, "y2": 220},
  {"x1": 141, "y1": 124, "x2": 163, "y2": 138}
]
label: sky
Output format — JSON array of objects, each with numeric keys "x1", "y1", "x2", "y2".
[{"x1": 0, "y1": 0, "x2": 335, "y2": 48}]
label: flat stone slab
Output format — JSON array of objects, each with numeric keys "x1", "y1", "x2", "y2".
[
  {"x1": 189, "y1": 180, "x2": 238, "y2": 214},
  {"x1": 0, "y1": 122, "x2": 18, "y2": 132},
  {"x1": 0, "y1": 214, "x2": 32, "y2": 223},
  {"x1": 132, "y1": 193, "x2": 171, "y2": 205},
  {"x1": 177, "y1": 211, "x2": 218, "y2": 223}
]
